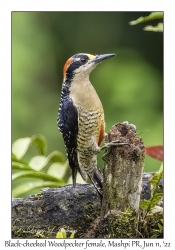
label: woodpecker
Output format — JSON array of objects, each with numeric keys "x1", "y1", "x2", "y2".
[{"x1": 57, "y1": 53, "x2": 116, "y2": 196}]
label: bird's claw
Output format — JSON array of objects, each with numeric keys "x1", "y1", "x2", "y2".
[
  {"x1": 101, "y1": 140, "x2": 129, "y2": 160},
  {"x1": 100, "y1": 140, "x2": 128, "y2": 151}
]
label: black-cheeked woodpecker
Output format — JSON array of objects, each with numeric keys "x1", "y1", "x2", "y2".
[{"x1": 57, "y1": 53, "x2": 116, "y2": 196}]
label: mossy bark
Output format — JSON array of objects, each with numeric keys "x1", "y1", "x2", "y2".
[
  {"x1": 96, "y1": 122, "x2": 145, "y2": 238},
  {"x1": 12, "y1": 184, "x2": 101, "y2": 238},
  {"x1": 12, "y1": 181, "x2": 163, "y2": 238}
]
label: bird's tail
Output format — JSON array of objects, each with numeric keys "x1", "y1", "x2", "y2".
[
  {"x1": 72, "y1": 167, "x2": 77, "y2": 187},
  {"x1": 89, "y1": 167, "x2": 103, "y2": 197}
]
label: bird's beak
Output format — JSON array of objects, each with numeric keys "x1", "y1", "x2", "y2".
[{"x1": 92, "y1": 53, "x2": 116, "y2": 64}]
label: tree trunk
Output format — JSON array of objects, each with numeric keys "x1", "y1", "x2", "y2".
[{"x1": 96, "y1": 122, "x2": 145, "y2": 238}]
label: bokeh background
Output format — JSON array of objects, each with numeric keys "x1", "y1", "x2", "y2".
[{"x1": 12, "y1": 12, "x2": 163, "y2": 181}]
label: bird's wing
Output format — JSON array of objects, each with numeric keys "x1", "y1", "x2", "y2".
[{"x1": 57, "y1": 97, "x2": 78, "y2": 186}]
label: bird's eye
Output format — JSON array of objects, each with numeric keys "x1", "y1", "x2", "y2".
[{"x1": 80, "y1": 57, "x2": 87, "y2": 64}]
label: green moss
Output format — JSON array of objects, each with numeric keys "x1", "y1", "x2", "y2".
[
  {"x1": 96, "y1": 207, "x2": 137, "y2": 238},
  {"x1": 95, "y1": 206, "x2": 163, "y2": 238},
  {"x1": 83, "y1": 202, "x2": 100, "y2": 222},
  {"x1": 139, "y1": 212, "x2": 163, "y2": 238}
]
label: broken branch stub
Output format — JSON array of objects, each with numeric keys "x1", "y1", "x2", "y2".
[{"x1": 101, "y1": 122, "x2": 145, "y2": 217}]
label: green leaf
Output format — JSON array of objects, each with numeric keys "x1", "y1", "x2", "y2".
[
  {"x1": 56, "y1": 232, "x2": 64, "y2": 238},
  {"x1": 70, "y1": 231, "x2": 75, "y2": 238},
  {"x1": 158, "y1": 163, "x2": 163, "y2": 173},
  {"x1": 141, "y1": 169, "x2": 163, "y2": 213},
  {"x1": 129, "y1": 12, "x2": 163, "y2": 32},
  {"x1": 129, "y1": 12, "x2": 163, "y2": 25},
  {"x1": 149, "y1": 171, "x2": 163, "y2": 197},
  {"x1": 12, "y1": 135, "x2": 47, "y2": 160},
  {"x1": 150, "y1": 193, "x2": 162, "y2": 209},
  {"x1": 12, "y1": 170, "x2": 64, "y2": 183},
  {"x1": 29, "y1": 156, "x2": 49, "y2": 171},
  {"x1": 12, "y1": 152, "x2": 29, "y2": 165},
  {"x1": 47, "y1": 150, "x2": 66, "y2": 163},
  {"x1": 144, "y1": 23, "x2": 163, "y2": 32},
  {"x1": 149, "y1": 174, "x2": 161, "y2": 185},
  {"x1": 12, "y1": 180, "x2": 61, "y2": 197},
  {"x1": 158, "y1": 223, "x2": 163, "y2": 230},
  {"x1": 12, "y1": 152, "x2": 17, "y2": 160},
  {"x1": 47, "y1": 162, "x2": 67, "y2": 179},
  {"x1": 12, "y1": 161, "x2": 32, "y2": 171},
  {"x1": 140, "y1": 200, "x2": 151, "y2": 210},
  {"x1": 12, "y1": 137, "x2": 31, "y2": 159},
  {"x1": 31, "y1": 135, "x2": 47, "y2": 155},
  {"x1": 61, "y1": 228, "x2": 67, "y2": 238}
]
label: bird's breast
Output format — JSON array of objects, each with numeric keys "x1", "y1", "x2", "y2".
[
  {"x1": 69, "y1": 79, "x2": 103, "y2": 110},
  {"x1": 76, "y1": 107, "x2": 105, "y2": 153},
  {"x1": 69, "y1": 79, "x2": 105, "y2": 152}
]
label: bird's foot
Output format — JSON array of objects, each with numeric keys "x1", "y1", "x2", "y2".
[
  {"x1": 100, "y1": 140, "x2": 128, "y2": 151},
  {"x1": 101, "y1": 140, "x2": 128, "y2": 159},
  {"x1": 101, "y1": 122, "x2": 135, "y2": 160}
]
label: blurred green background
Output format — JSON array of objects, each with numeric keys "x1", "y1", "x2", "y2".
[{"x1": 12, "y1": 12, "x2": 163, "y2": 181}]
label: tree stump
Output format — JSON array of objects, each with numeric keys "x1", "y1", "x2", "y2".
[{"x1": 96, "y1": 122, "x2": 145, "y2": 238}]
